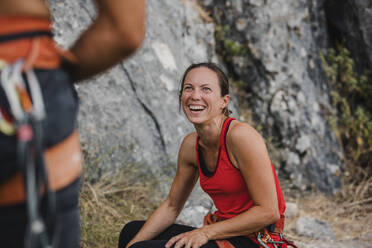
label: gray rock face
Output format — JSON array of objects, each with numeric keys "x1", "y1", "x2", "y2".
[
  {"x1": 176, "y1": 206, "x2": 210, "y2": 228},
  {"x1": 47, "y1": 0, "x2": 354, "y2": 198},
  {"x1": 296, "y1": 239, "x2": 372, "y2": 248},
  {"x1": 46, "y1": 0, "x2": 372, "y2": 234},
  {"x1": 201, "y1": 0, "x2": 344, "y2": 193},
  {"x1": 176, "y1": 182, "x2": 215, "y2": 227},
  {"x1": 47, "y1": 0, "x2": 230, "y2": 224},
  {"x1": 48, "y1": 0, "x2": 237, "y2": 177},
  {"x1": 285, "y1": 202, "x2": 299, "y2": 219},
  {"x1": 325, "y1": 0, "x2": 372, "y2": 72},
  {"x1": 296, "y1": 217, "x2": 335, "y2": 240}
]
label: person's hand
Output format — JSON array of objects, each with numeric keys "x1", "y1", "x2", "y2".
[{"x1": 165, "y1": 229, "x2": 209, "y2": 248}]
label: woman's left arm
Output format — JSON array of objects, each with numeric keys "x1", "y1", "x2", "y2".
[{"x1": 166, "y1": 122, "x2": 280, "y2": 248}]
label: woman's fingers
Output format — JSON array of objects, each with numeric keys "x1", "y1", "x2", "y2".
[
  {"x1": 174, "y1": 236, "x2": 188, "y2": 248},
  {"x1": 165, "y1": 233, "x2": 184, "y2": 248},
  {"x1": 166, "y1": 230, "x2": 209, "y2": 248},
  {"x1": 185, "y1": 240, "x2": 193, "y2": 248},
  {"x1": 185, "y1": 239, "x2": 200, "y2": 248}
]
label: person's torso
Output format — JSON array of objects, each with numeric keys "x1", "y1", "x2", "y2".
[
  {"x1": 196, "y1": 117, "x2": 286, "y2": 222},
  {"x1": 0, "y1": 16, "x2": 81, "y2": 203}
]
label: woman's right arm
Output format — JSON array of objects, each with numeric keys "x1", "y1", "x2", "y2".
[{"x1": 125, "y1": 133, "x2": 199, "y2": 248}]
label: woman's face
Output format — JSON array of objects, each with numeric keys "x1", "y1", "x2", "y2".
[{"x1": 181, "y1": 67, "x2": 229, "y2": 124}]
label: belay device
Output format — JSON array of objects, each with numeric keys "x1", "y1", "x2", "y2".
[{"x1": 0, "y1": 59, "x2": 58, "y2": 248}]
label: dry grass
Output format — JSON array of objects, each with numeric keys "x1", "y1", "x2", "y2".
[
  {"x1": 284, "y1": 177, "x2": 372, "y2": 243},
  {"x1": 80, "y1": 164, "x2": 162, "y2": 248},
  {"x1": 79, "y1": 161, "x2": 372, "y2": 247}
]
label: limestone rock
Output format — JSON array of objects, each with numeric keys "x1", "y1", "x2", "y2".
[
  {"x1": 297, "y1": 239, "x2": 372, "y2": 248},
  {"x1": 48, "y1": 0, "x2": 238, "y2": 178},
  {"x1": 201, "y1": 0, "x2": 344, "y2": 193},
  {"x1": 176, "y1": 206, "x2": 210, "y2": 228},
  {"x1": 285, "y1": 202, "x2": 298, "y2": 219},
  {"x1": 325, "y1": 0, "x2": 372, "y2": 72},
  {"x1": 296, "y1": 217, "x2": 335, "y2": 240},
  {"x1": 47, "y1": 0, "x2": 372, "y2": 197},
  {"x1": 47, "y1": 0, "x2": 236, "y2": 223}
]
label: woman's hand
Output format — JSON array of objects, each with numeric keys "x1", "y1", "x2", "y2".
[{"x1": 165, "y1": 228, "x2": 210, "y2": 248}]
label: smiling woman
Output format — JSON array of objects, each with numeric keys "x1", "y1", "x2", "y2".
[
  {"x1": 118, "y1": 63, "x2": 296, "y2": 248},
  {"x1": 178, "y1": 63, "x2": 231, "y2": 120}
]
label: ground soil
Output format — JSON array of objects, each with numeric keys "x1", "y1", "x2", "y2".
[{"x1": 282, "y1": 185, "x2": 372, "y2": 248}]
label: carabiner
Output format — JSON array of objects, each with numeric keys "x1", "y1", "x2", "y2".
[
  {"x1": 257, "y1": 233, "x2": 271, "y2": 248},
  {"x1": 1, "y1": 60, "x2": 45, "y2": 122},
  {"x1": 1, "y1": 62, "x2": 25, "y2": 121},
  {"x1": 25, "y1": 69, "x2": 45, "y2": 121}
]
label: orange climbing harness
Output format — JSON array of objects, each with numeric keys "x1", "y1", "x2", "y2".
[{"x1": 203, "y1": 213, "x2": 297, "y2": 248}]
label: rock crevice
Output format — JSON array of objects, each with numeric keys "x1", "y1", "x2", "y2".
[{"x1": 122, "y1": 65, "x2": 167, "y2": 153}]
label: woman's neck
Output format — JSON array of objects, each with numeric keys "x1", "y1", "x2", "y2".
[{"x1": 194, "y1": 115, "x2": 227, "y2": 149}]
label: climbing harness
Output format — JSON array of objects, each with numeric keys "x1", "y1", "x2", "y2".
[
  {"x1": 0, "y1": 59, "x2": 58, "y2": 248},
  {"x1": 204, "y1": 213, "x2": 297, "y2": 248},
  {"x1": 255, "y1": 229, "x2": 297, "y2": 248}
]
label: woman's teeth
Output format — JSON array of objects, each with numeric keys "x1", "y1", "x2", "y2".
[{"x1": 189, "y1": 105, "x2": 206, "y2": 111}]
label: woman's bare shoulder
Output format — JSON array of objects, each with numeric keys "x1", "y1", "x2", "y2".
[
  {"x1": 227, "y1": 120, "x2": 267, "y2": 155},
  {"x1": 229, "y1": 120, "x2": 264, "y2": 141},
  {"x1": 226, "y1": 120, "x2": 271, "y2": 170}
]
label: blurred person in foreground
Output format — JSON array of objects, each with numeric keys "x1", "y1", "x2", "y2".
[
  {"x1": 118, "y1": 63, "x2": 297, "y2": 248},
  {"x1": 0, "y1": 0, "x2": 145, "y2": 247}
]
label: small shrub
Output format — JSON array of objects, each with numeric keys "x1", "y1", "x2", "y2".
[{"x1": 320, "y1": 45, "x2": 372, "y2": 201}]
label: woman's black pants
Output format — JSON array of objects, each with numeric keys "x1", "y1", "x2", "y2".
[{"x1": 118, "y1": 220, "x2": 259, "y2": 248}]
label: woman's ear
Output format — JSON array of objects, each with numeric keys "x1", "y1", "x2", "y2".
[{"x1": 221, "y1": 94, "x2": 230, "y2": 109}]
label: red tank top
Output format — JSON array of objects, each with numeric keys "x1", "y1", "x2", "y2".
[{"x1": 196, "y1": 118, "x2": 286, "y2": 224}]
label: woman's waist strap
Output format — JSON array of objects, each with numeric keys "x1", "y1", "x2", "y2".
[{"x1": 0, "y1": 16, "x2": 76, "y2": 69}]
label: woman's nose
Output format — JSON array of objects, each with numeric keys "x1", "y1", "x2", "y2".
[{"x1": 191, "y1": 89, "x2": 201, "y2": 99}]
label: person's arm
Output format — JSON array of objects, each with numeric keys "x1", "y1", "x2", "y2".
[
  {"x1": 125, "y1": 133, "x2": 199, "y2": 248},
  {"x1": 166, "y1": 122, "x2": 280, "y2": 248},
  {"x1": 69, "y1": 0, "x2": 146, "y2": 81}
]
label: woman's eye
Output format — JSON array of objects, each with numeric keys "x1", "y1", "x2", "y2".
[
  {"x1": 184, "y1": 86, "x2": 192, "y2": 91},
  {"x1": 203, "y1": 87, "x2": 211, "y2": 92}
]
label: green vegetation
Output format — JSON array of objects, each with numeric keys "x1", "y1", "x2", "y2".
[
  {"x1": 215, "y1": 25, "x2": 248, "y2": 62},
  {"x1": 320, "y1": 45, "x2": 372, "y2": 192},
  {"x1": 223, "y1": 39, "x2": 247, "y2": 56}
]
